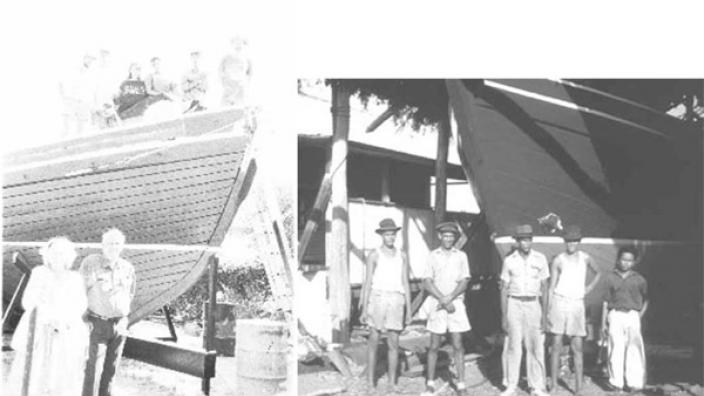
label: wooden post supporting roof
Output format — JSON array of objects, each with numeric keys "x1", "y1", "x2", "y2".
[
  {"x1": 434, "y1": 98, "x2": 451, "y2": 225},
  {"x1": 328, "y1": 83, "x2": 352, "y2": 344}
]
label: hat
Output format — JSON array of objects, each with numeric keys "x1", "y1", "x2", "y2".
[
  {"x1": 513, "y1": 224, "x2": 533, "y2": 239},
  {"x1": 375, "y1": 218, "x2": 401, "y2": 234},
  {"x1": 435, "y1": 222, "x2": 461, "y2": 236},
  {"x1": 563, "y1": 225, "x2": 582, "y2": 241}
]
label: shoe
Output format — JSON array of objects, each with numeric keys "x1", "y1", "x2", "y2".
[
  {"x1": 532, "y1": 389, "x2": 550, "y2": 396},
  {"x1": 500, "y1": 386, "x2": 517, "y2": 396},
  {"x1": 604, "y1": 381, "x2": 623, "y2": 392},
  {"x1": 456, "y1": 382, "x2": 468, "y2": 395},
  {"x1": 420, "y1": 380, "x2": 437, "y2": 396}
]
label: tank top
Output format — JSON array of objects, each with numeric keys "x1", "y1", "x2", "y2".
[
  {"x1": 553, "y1": 251, "x2": 588, "y2": 299},
  {"x1": 371, "y1": 248, "x2": 405, "y2": 294}
]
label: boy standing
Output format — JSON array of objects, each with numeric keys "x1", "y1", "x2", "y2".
[
  {"x1": 359, "y1": 218, "x2": 412, "y2": 391},
  {"x1": 422, "y1": 222, "x2": 471, "y2": 396},
  {"x1": 547, "y1": 225, "x2": 601, "y2": 394},
  {"x1": 602, "y1": 247, "x2": 648, "y2": 392}
]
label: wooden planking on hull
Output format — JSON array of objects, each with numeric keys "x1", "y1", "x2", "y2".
[{"x1": 3, "y1": 108, "x2": 257, "y2": 324}]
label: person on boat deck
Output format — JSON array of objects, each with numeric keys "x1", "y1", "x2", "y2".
[
  {"x1": 219, "y1": 35, "x2": 252, "y2": 108},
  {"x1": 6, "y1": 237, "x2": 89, "y2": 396},
  {"x1": 145, "y1": 56, "x2": 178, "y2": 101},
  {"x1": 602, "y1": 247, "x2": 648, "y2": 392},
  {"x1": 421, "y1": 222, "x2": 472, "y2": 396},
  {"x1": 115, "y1": 63, "x2": 150, "y2": 120},
  {"x1": 547, "y1": 225, "x2": 601, "y2": 395},
  {"x1": 81, "y1": 228, "x2": 136, "y2": 396},
  {"x1": 181, "y1": 51, "x2": 208, "y2": 113},
  {"x1": 93, "y1": 48, "x2": 120, "y2": 130},
  {"x1": 359, "y1": 218, "x2": 412, "y2": 393},
  {"x1": 60, "y1": 52, "x2": 98, "y2": 137},
  {"x1": 500, "y1": 224, "x2": 550, "y2": 396}
]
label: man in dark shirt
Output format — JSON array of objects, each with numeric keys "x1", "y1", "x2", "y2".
[{"x1": 602, "y1": 247, "x2": 648, "y2": 391}]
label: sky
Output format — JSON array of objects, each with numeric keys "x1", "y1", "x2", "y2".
[{"x1": 0, "y1": 0, "x2": 294, "y2": 153}]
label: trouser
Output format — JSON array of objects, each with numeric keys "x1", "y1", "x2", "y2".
[
  {"x1": 502, "y1": 298, "x2": 546, "y2": 391},
  {"x1": 607, "y1": 310, "x2": 646, "y2": 389},
  {"x1": 82, "y1": 315, "x2": 127, "y2": 396}
]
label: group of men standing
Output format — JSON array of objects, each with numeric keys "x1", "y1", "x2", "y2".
[{"x1": 359, "y1": 219, "x2": 649, "y2": 396}]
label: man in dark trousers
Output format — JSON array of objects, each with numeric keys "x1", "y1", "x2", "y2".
[{"x1": 81, "y1": 228, "x2": 136, "y2": 396}]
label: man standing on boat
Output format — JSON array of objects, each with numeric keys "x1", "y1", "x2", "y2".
[
  {"x1": 500, "y1": 224, "x2": 550, "y2": 396},
  {"x1": 80, "y1": 228, "x2": 136, "y2": 396},
  {"x1": 547, "y1": 225, "x2": 601, "y2": 395},
  {"x1": 602, "y1": 247, "x2": 648, "y2": 392},
  {"x1": 422, "y1": 222, "x2": 471, "y2": 396},
  {"x1": 359, "y1": 218, "x2": 412, "y2": 393}
]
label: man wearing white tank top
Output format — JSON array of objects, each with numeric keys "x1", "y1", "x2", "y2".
[
  {"x1": 359, "y1": 218, "x2": 412, "y2": 392},
  {"x1": 547, "y1": 225, "x2": 601, "y2": 395}
]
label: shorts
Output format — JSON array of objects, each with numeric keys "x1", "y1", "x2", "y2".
[
  {"x1": 367, "y1": 290, "x2": 405, "y2": 331},
  {"x1": 548, "y1": 294, "x2": 586, "y2": 337},
  {"x1": 426, "y1": 298, "x2": 471, "y2": 334}
]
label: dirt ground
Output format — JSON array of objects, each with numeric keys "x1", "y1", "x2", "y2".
[{"x1": 298, "y1": 328, "x2": 703, "y2": 396}]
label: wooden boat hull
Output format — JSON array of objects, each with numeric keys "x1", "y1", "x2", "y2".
[
  {"x1": 3, "y1": 109, "x2": 255, "y2": 324},
  {"x1": 447, "y1": 79, "x2": 703, "y2": 343}
]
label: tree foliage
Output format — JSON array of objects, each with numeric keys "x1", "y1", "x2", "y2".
[{"x1": 326, "y1": 79, "x2": 449, "y2": 129}]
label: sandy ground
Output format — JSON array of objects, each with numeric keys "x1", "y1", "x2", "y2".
[
  {"x1": 298, "y1": 328, "x2": 703, "y2": 396},
  {"x1": 2, "y1": 319, "x2": 292, "y2": 396}
]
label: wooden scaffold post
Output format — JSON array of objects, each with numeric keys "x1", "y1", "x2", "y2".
[{"x1": 328, "y1": 83, "x2": 352, "y2": 344}]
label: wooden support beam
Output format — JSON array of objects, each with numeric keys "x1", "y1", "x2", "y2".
[
  {"x1": 380, "y1": 159, "x2": 391, "y2": 203},
  {"x1": 298, "y1": 172, "x2": 332, "y2": 263},
  {"x1": 123, "y1": 336, "x2": 216, "y2": 378},
  {"x1": 434, "y1": 99, "x2": 451, "y2": 225},
  {"x1": 328, "y1": 83, "x2": 352, "y2": 344},
  {"x1": 2, "y1": 252, "x2": 32, "y2": 329},
  {"x1": 162, "y1": 305, "x2": 178, "y2": 342},
  {"x1": 202, "y1": 255, "x2": 218, "y2": 395}
]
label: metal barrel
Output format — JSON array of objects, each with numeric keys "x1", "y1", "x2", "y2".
[{"x1": 235, "y1": 318, "x2": 289, "y2": 395}]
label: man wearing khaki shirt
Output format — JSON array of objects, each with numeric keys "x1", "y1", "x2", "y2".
[
  {"x1": 81, "y1": 229, "x2": 136, "y2": 396},
  {"x1": 500, "y1": 225, "x2": 549, "y2": 396}
]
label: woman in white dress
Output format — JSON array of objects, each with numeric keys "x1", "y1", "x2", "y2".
[{"x1": 7, "y1": 237, "x2": 89, "y2": 396}]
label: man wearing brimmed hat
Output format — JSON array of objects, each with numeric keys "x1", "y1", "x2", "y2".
[
  {"x1": 359, "y1": 218, "x2": 412, "y2": 392},
  {"x1": 500, "y1": 224, "x2": 550, "y2": 396},
  {"x1": 547, "y1": 225, "x2": 601, "y2": 395},
  {"x1": 421, "y1": 221, "x2": 471, "y2": 396}
]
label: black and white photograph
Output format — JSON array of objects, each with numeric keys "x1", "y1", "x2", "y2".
[
  {"x1": 295, "y1": 79, "x2": 702, "y2": 396},
  {"x1": 1, "y1": 2, "x2": 295, "y2": 395}
]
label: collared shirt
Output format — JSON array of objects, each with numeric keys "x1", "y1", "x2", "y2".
[
  {"x1": 501, "y1": 249, "x2": 549, "y2": 297},
  {"x1": 423, "y1": 247, "x2": 471, "y2": 302},
  {"x1": 604, "y1": 270, "x2": 647, "y2": 311},
  {"x1": 79, "y1": 254, "x2": 136, "y2": 318}
]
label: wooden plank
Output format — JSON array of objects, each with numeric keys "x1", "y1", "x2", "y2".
[
  {"x1": 3, "y1": 151, "x2": 239, "y2": 199},
  {"x1": 4, "y1": 108, "x2": 245, "y2": 167},
  {"x1": 123, "y1": 336, "x2": 216, "y2": 378},
  {"x1": 4, "y1": 134, "x2": 248, "y2": 187},
  {"x1": 434, "y1": 104, "x2": 450, "y2": 224},
  {"x1": 4, "y1": 164, "x2": 236, "y2": 212},
  {"x1": 298, "y1": 172, "x2": 332, "y2": 263},
  {"x1": 5, "y1": 215, "x2": 220, "y2": 244},
  {"x1": 4, "y1": 179, "x2": 234, "y2": 219},
  {"x1": 5, "y1": 202, "x2": 225, "y2": 239},
  {"x1": 328, "y1": 84, "x2": 352, "y2": 344}
]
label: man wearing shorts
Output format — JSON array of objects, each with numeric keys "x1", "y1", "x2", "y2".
[
  {"x1": 359, "y1": 218, "x2": 412, "y2": 391},
  {"x1": 422, "y1": 222, "x2": 471, "y2": 396},
  {"x1": 547, "y1": 225, "x2": 601, "y2": 395}
]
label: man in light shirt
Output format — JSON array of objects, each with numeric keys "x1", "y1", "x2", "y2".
[
  {"x1": 500, "y1": 224, "x2": 549, "y2": 396},
  {"x1": 81, "y1": 228, "x2": 136, "y2": 396},
  {"x1": 422, "y1": 222, "x2": 471, "y2": 396}
]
